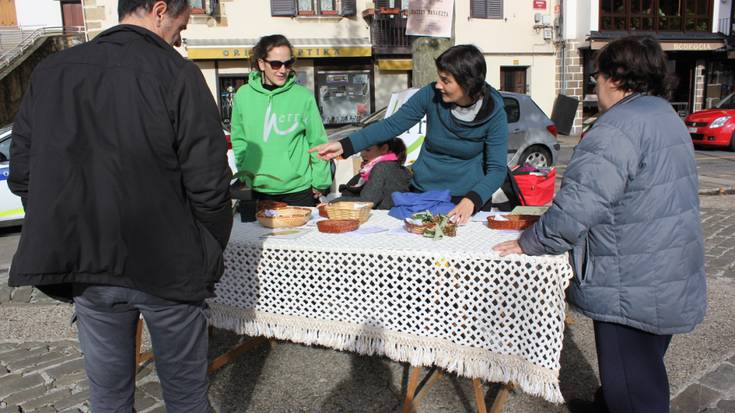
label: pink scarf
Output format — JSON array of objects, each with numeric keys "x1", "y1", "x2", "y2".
[{"x1": 358, "y1": 153, "x2": 399, "y2": 183}]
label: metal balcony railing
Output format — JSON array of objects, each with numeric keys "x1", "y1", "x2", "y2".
[
  {"x1": 368, "y1": 11, "x2": 411, "y2": 54},
  {"x1": 0, "y1": 26, "x2": 86, "y2": 70}
]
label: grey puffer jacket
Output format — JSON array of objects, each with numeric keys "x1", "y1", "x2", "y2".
[
  {"x1": 333, "y1": 161, "x2": 411, "y2": 210},
  {"x1": 519, "y1": 94, "x2": 706, "y2": 335}
]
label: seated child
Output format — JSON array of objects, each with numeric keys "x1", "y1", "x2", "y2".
[{"x1": 331, "y1": 138, "x2": 411, "y2": 210}]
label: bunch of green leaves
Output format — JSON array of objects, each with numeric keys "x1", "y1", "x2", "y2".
[
  {"x1": 410, "y1": 211, "x2": 435, "y2": 224},
  {"x1": 422, "y1": 215, "x2": 451, "y2": 241}
]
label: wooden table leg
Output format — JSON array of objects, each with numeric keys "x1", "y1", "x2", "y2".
[
  {"x1": 135, "y1": 317, "x2": 153, "y2": 373},
  {"x1": 488, "y1": 383, "x2": 512, "y2": 413},
  {"x1": 473, "y1": 379, "x2": 488, "y2": 413},
  {"x1": 402, "y1": 366, "x2": 422, "y2": 413},
  {"x1": 207, "y1": 336, "x2": 269, "y2": 374}
]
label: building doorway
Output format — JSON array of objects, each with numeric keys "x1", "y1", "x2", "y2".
[
  {"x1": 60, "y1": 0, "x2": 84, "y2": 30},
  {"x1": 500, "y1": 66, "x2": 528, "y2": 94},
  {"x1": 0, "y1": 0, "x2": 17, "y2": 26},
  {"x1": 218, "y1": 75, "x2": 248, "y2": 127}
]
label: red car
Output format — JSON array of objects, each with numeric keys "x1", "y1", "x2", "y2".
[{"x1": 685, "y1": 93, "x2": 735, "y2": 151}]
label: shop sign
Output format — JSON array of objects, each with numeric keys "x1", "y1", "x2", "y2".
[
  {"x1": 406, "y1": 0, "x2": 454, "y2": 38},
  {"x1": 533, "y1": 0, "x2": 547, "y2": 9},
  {"x1": 385, "y1": 88, "x2": 427, "y2": 165},
  {"x1": 186, "y1": 47, "x2": 371, "y2": 60}
]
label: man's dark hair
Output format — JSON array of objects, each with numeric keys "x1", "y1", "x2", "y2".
[
  {"x1": 435, "y1": 44, "x2": 487, "y2": 100},
  {"x1": 250, "y1": 34, "x2": 295, "y2": 71},
  {"x1": 595, "y1": 35, "x2": 672, "y2": 98},
  {"x1": 118, "y1": 0, "x2": 190, "y2": 19}
]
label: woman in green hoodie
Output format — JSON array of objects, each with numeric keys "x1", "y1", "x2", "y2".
[{"x1": 230, "y1": 34, "x2": 332, "y2": 207}]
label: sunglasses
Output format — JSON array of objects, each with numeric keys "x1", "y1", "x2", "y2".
[{"x1": 262, "y1": 58, "x2": 295, "y2": 70}]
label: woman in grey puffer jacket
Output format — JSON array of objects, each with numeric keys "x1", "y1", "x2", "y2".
[{"x1": 494, "y1": 35, "x2": 706, "y2": 413}]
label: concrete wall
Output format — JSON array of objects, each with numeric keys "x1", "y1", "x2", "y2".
[
  {"x1": 15, "y1": 0, "x2": 62, "y2": 27},
  {"x1": 373, "y1": 68, "x2": 409, "y2": 110}
]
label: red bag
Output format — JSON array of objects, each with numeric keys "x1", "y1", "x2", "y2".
[{"x1": 513, "y1": 168, "x2": 556, "y2": 206}]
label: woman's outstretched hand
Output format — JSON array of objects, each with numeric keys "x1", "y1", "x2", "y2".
[
  {"x1": 493, "y1": 240, "x2": 523, "y2": 256},
  {"x1": 448, "y1": 198, "x2": 475, "y2": 225},
  {"x1": 309, "y1": 141, "x2": 344, "y2": 161}
]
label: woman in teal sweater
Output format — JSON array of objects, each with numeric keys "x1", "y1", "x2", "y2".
[
  {"x1": 231, "y1": 34, "x2": 331, "y2": 207},
  {"x1": 311, "y1": 45, "x2": 508, "y2": 223}
]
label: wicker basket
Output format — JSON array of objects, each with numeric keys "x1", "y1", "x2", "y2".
[
  {"x1": 487, "y1": 214, "x2": 539, "y2": 231},
  {"x1": 256, "y1": 207, "x2": 312, "y2": 228},
  {"x1": 325, "y1": 202, "x2": 373, "y2": 224},
  {"x1": 317, "y1": 203, "x2": 329, "y2": 218},
  {"x1": 404, "y1": 219, "x2": 435, "y2": 234},
  {"x1": 256, "y1": 200, "x2": 288, "y2": 211},
  {"x1": 316, "y1": 219, "x2": 360, "y2": 234}
]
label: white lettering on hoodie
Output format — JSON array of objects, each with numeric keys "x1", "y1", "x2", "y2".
[{"x1": 263, "y1": 103, "x2": 300, "y2": 142}]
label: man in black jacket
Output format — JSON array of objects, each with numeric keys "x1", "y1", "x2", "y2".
[{"x1": 8, "y1": 0, "x2": 232, "y2": 410}]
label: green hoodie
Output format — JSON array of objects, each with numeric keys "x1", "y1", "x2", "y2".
[{"x1": 230, "y1": 71, "x2": 332, "y2": 194}]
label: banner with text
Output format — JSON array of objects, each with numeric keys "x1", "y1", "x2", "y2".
[
  {"x1": 406, "y1": 0, "x2": 454, "y2": 38},
  {"x1": 385, "y1": 88, "x2": 427, "y2": 165}
]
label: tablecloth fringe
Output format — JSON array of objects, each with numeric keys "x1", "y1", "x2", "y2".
[{"x1": 208, "y1": 304, "x2": 565, "y2": 404}]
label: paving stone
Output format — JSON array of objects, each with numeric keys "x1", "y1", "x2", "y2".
[
  {"x1": 701, "y1": 364, "x2": 735, "y2": 393},
  {"x1": 139, "y1": 381, "x2": 163, "y2": 400},
  {"x1": 0, "y1": 343, "x2": 15, "y2": 354},
  {"x1": 28, "y1": 406, "x2": 57, "y2": 413},
  {"x1": 57, "y1": 409, "x2": 82, "y2": 413},
  {"x1": 0, "y1": 285, "x2": 12, "y2": 304},
  {"x1": 10, "y1": 286, "x2": 32, "y2": 303},
  {"x1": 671, "y1": 383, "x2": 723, "y2": 413},
  {"x1": 1, "y1": 347, "x2": 49, "y2": 367},
  {"x1": 728, "y1": 354, "x2": 735, "y2": 365},
  {"x1": 6, "y1": 351, "x2": 66, "y2": 373},
  {"x1": 25, "y1": 355, "x2": 79, "y2": 375},
  {"x1": 19, "y1": 389, "x2": 71, "y2": 412},
  {"x1": 0, "y1": 406, "x2": 19, "y2": 413},
  {"x1": 0, "y1": 346, "x2": 46, "y2": 365},
  {"x1": 44, "y1": 359, "x2": 84, "y2": 380},
  {"x1": 133, "y1": 395, "x2": 157, "y2": 412},
  {"x1": 53, "y1": 370, "x2": 87, "y2": 388},
  {"x1": 52, "y1": 390, "x2": 89, "y2": 411},
  {"x1": 718, "y1": 399, "x2": 735, "y2": 412},
  {"x1": 0, "y1": 374, "x2": 45, "y2": 399},
  {"x1": 2, "y1": 384, "x2": 49, "y2": 406},
  {"x1": 145, "y1": 405, "x2": 166, "y2": 413}
]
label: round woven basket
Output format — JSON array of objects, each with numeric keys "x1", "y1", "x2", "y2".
[
  {"x1": 404, "y1": 220, "x2": 434, "y2": 234},
  {"x1": 317, "y1": 219, "x2": 360, "y2": 233},
  {"x1": 325, "y1": 202, "x2": 373, "y2": 224},
  {"x1": 256, "y1": 200, "x2": 288, "y2": 211},
  {"x1": 256, "y1": 207, "x2": 312, "y2": 228},
  {"x1": 487, "y1": 214, "x2": 539, "y2": 231}
]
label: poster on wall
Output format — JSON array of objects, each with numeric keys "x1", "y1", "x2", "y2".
[
  {"x1": 405, "y1": 0, "x2": 454, "y2": 38},
  {"x1": 385, "y1": 88, "x2": 427, "y2": 165},
  {"x1": 533, "y1": 0, "x2": 547, "y2": 10}
]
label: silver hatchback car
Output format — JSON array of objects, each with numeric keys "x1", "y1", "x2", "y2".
[{"x1": 328, "y1": 91, "x2": 560, "y2": 168}]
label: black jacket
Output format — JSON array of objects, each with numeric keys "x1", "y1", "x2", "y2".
[
  {"x1": 8, "y1": 25, "x2": 232, "y2": 302},
  {"x1": 334, "y1": 161, "x2": 411, "y2": 209}
]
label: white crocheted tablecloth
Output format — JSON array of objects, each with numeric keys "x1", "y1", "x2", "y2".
[{"x1": 209, "y1": 210, "x2": 574, "y2": 403}]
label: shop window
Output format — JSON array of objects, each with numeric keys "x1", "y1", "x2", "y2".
[
  {"x1": 470, "y1": 0, "x2": 503, "y2": 19},
  {"x1": 316, "y1": 69, "x2": 372, "y2": 125},
  {"x1": 219, "y1": 75, "x2": 248, "y2": 127},
  {"x1": 599, "y1": 0, "x2": 711, "y2": 32}
]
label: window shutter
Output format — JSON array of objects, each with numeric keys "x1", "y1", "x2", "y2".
[
  {"x1": 341, "y1": 0, "x2": 356, "y2": 16},
  {"x1": 487, "y1": 0, "x2": 503, "y2": 19},
  {"x1": 375, "y1": 0, "x2": 391, "y2": 8},
  {"x1": 271, "y1": 0, "x2": 296, "y2": 16},
  {"x1": 470, "y1": 0, "x2": 488, "y2": 19}
]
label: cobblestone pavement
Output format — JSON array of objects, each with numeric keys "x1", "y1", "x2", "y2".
[{"x1": 1, "y1": 199, "x2": 734, "y2": 412}]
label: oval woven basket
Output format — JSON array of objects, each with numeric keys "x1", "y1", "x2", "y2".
[
  {"x1": 487, "y1": 214, "x2": 539, "y2": 231},
  {"x1": 325, "y1": 202, "x2": 373, "y2": 224},
  {"x1": 256, "y1": 200, "x2": 288, "y2": 211},
  {"x1": 404, "y1": 220, "x2": 435, "y2": 234},
  {"x1": 256, "y1": 207, "x2": 312, "y2": 228},
  {"x1": 317, "y1": 219, "x2": 360, "y2": 234}
]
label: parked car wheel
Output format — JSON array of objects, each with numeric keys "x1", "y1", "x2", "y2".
[{"x1": 519, "y1": 145, "x2": 552, "y2": 168}]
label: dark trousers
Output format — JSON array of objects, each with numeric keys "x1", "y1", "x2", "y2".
[
  {"x1": 253, "y1": 187, "x2": 316, "y2": 207},
  {"x1": 594, "y1": 320, "x2": 673, "y2": 413},
  {"x1": 73, "y1": 284, "x2": 210, "y2": 413}
]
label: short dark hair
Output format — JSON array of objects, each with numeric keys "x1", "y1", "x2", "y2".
[
  {"x1": 118, "y1": 0, "x2": 190, "y2": 19},
  {"x1": 378, "y1": 138, "x2": 407, "y2": 165},
  {"x1": 435, "y1": 44, "x2": 487, "y2": 99},
  {"x1": 251, "y1": 34, "x2": 295, "y2": 71},
  {"x1": 595, "y1": 35, "x2": 672, "y2": 98}
]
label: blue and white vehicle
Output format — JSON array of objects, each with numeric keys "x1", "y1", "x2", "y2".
[{"x1": 0, "y1": 124, "x2": 24, "y2": 227}]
